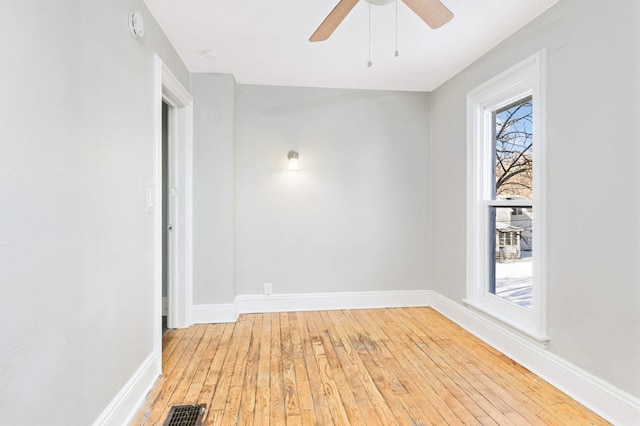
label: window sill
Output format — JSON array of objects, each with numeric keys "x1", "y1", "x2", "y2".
[{"x1": 463, "y1": 297, "x2": 549, "y2": 344}]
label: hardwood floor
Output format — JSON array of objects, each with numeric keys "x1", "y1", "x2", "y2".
[{"x1": 132, "y1": 307, "x2": 608, "y2": 425}]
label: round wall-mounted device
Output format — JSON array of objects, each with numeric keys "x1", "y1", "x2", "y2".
[{"x1": 129, "y1": 11, "x2": 144, "y2": 38}]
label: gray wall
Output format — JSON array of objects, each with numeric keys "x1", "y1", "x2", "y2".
[
  {"x1": 0, "y1": 1, "x2": 188, "y2": 424},
  {"x1": 430, "y1": 0, "x2": 640, "y2": 398},
  {"x1": 234, "y1": 85, "x2": 431, "y2": 296},
  {"x1": 192, "y1": 74, "x2": 237, "y2": 304}
]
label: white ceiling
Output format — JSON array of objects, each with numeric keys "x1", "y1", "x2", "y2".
[{"x1": 144, "y1": 0, "x2": 559, "y2": 92}]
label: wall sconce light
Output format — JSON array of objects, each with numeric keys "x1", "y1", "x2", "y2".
[{"x1": 288, "y1": 151, "x2": 300, "y2": 171}]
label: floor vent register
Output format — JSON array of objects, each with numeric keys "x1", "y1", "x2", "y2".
[{"x1": 163, "y1": 404, "x2": 206, "y2": 426}]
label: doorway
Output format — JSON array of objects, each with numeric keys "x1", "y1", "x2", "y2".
[
  {"x1": 153, "y1": 55, "x2": 194, "y2": 372},
  {"x1": 161, "y1": 101, "x2": 170, "y2": 336}
]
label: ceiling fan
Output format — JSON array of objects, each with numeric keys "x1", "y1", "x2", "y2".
[{"x1": 309, "y1": 0, "x2": 453, "y2": 42}]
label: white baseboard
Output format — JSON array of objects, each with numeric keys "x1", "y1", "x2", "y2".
[
  {"x1": 191, "y1": 290, "x2": 431, "y2": 324},
  {"x1": 237, "y1": 289, "x2": 431, "y2": 314},
  {"x1": 429, "y1": 291, "x2": 640, "y2": 426},
  {"x1": 192, "y1": 302, "x2": 237, "y2": 324},
  {"x1": 93, "y1": 352, "x2": 160, "y2": 426}
]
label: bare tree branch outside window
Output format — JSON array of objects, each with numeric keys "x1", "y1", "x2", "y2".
[{"x1": 495, "y1": 99, "x2": 532, "y2": 199}]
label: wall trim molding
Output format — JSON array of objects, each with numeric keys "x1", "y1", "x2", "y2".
[
  {"x1": 191, "y1": 290, "x2": 432, "y2": 324},
  {"x1": 238, "y1": 290, "x2": 432, "y2": 314},
  {"x1": 429, "y1": 291, "x2": 640, "y2": 425},
  {"x1": 93, "y1": 352, "x2": 159, "y2": 426},
  {"x1": 466, "y1": 49, "x2": 548, "y2": 341},
  {"x1": 192, "y1": 302, "x2": 238, "y2": 324},
  {"x1": 152, "y1": 54, "x2": 194, "y2": 377}
]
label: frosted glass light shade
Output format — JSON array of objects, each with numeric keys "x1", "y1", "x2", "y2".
[
  {"x1": 288, "y1": 158, "x2": 300, "y2": 170},
  {"x1": 287, "y1": 151, "x2": 300, "y2": 171}
]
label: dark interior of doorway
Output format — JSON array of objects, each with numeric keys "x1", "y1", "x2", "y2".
[{"x1": 162, "y1": 101, "x2": 169, "y2": 336}]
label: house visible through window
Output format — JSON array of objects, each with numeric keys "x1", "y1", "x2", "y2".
[{"x1": 466, "y1": 51, "x2": 547, "y2": 341}]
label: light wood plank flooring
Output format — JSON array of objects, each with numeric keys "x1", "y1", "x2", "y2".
[{"x1": 132, "y1": 307, "x2": 608, "y2": 425}]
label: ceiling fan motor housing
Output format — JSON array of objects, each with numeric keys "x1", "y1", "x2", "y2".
[{"x1": 364, "y1": 0, "x2": 395, "y2": 5}]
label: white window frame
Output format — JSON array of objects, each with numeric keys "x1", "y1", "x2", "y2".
[{"x1": 465, "y1": 50, "x2": 548, "y2": 342}]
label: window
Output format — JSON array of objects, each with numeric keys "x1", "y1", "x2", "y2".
[{"x1": 466, "y1": 51, "x2": 547, "y2": 341}]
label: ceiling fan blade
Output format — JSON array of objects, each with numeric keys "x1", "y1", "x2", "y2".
[
  {"x1": 401, "y1": 0, "x2": 453, "y2": 29},
  {"x1": 309, "y1": 0, "x2": 360, "y2": 42}
]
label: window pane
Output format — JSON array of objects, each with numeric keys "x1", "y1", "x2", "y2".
[
  {"x1": 490, "y1": 206, "x2": 533, "y2": 309},
  {"x1": 494, "y1": 97, "x2": 533, "y2": 200}
]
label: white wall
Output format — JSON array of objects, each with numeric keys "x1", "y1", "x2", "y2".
[
  {"x1": 192, "y1": 74, "x2": 237, "y2": 304},
  {"x1": 0, "y1": 1, "x2": 188, "y2": 424},
  {"x1": 430, "y1": 0, "x2": 640, "y2": 399},
  {"x1": 234, "y1": 85, "x2": 431, "y2": 296}
]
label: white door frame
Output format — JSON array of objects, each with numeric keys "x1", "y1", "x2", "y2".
[{"x1": 153, "y1": 55, "x2": 193, "y2": 369}]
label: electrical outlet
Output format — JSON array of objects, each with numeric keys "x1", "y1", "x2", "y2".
[{"x1": 264, "y1": 282, "x2": 272, "y2": 295}]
